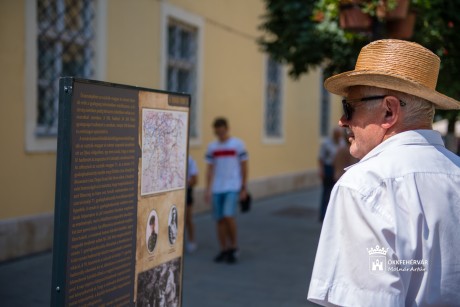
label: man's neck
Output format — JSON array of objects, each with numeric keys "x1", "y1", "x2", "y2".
[
  {"x1": 218, "y1": 136, "x2": 230, "y2": 143},
  {"x1": 383, "y1": 125, "x2": 432, "y2": 142}
]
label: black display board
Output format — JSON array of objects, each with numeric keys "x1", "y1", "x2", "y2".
[{"x1": 51, "y1": 78, "x2": 190, "y2": 306}]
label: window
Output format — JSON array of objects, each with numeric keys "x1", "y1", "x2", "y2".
[
  {"x1": 264, "y1": 56, "x2": 284, "y2": 142},
  {"x1": 36, "y1": 0, "x2": 96, "y2": 136},
  {"x1": 166, "y1": 20, "x2": 198, "y2": 138},
  {"x1": 161, "y1": 3, "x2": 203, "y2": 145}
]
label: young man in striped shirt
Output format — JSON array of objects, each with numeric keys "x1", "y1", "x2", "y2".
[{"x1": 205, "y1": 117, "x2": 248, "y2": 264}]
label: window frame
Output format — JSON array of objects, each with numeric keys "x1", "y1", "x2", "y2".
[
  {"x1": 319, "y1": 69, "x2": 331, "y2": 138},
  {"x1": 160, "y1": 2, "x2": 204, "y2": 147},
  {"x1": 262, "y1": 55, "x2": 285, "y2": 144},
  {"x1": 25, "y1": 0, "x2": 107, "y2": 152}
]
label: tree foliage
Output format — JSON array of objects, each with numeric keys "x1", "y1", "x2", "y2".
[
  {"x1": 259, "y1": 0, "x2": 460, "y2": 102},
  {"x1": 258, "y1": 0, "x2": 366, "y2": 78}
]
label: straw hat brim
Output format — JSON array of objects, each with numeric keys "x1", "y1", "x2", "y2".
[{"x1": 325, "y1": 70, "x2": 460, "y2": 110}]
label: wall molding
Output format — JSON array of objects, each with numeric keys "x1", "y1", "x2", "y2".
[{"x1": 0, "y1": 212, "x2": 54, "y2": 262}]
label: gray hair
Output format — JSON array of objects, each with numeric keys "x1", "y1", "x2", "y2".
[{"x1": 350, "y1": 86, "x2": 434, "y2": 129}]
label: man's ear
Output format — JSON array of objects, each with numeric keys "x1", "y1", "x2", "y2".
[{"x1": 381, "y1": 96, "x2": 400, "y2": 129}]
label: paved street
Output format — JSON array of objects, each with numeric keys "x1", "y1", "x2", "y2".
[{"x1": 0, "y1": 188, "x2": 322, "y2": 307}]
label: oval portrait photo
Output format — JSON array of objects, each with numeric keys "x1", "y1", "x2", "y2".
[
  {"x1": 146, "y1": 209, "x2": 159, "y2": 253},
  {"x1": 168, "y1": 206, "x2": 178, "y2": 245}
]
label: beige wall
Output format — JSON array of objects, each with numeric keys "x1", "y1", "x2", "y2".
[
  {"x1": 105, "y1": 0, "x2": 162, "y2": 88},
  {"x1": 167, "y1": 0, "x2": 322, "y2": 184},
  {"x1": 0, "y1": 0, "x2": 329, "y2": 221},
  {"x1": 0, "y1": 1, "x2": 56, "y2": 220},
  {"x1": 99, "y1": 0, "x2": 326, "y2": 191}
]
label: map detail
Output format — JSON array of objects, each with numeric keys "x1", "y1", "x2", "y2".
[{"x1": 141, "y1": 109, "x2": 188, "y2": 195}]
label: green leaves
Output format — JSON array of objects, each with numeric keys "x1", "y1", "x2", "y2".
[
  {"x1": 258, "y1": 0, "x2": 365, "y2": 79},
  {"x1": 259, "y1": 0, "x2": 459, "y2": 126}
]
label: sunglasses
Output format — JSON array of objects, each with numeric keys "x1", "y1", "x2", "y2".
[{"x1": 341, "y1": 95, "x2": 406, "y2": 120}]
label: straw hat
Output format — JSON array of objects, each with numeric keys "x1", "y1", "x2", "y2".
[{"x1": 324, "y1": 39, "x2": 460, "y2": 110}]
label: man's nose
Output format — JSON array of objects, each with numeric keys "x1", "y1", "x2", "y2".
[{"x1": 338, "y1": 114, "x2": 349, "y2": 127}]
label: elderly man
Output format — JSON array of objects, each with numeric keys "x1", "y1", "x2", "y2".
[{"x1": 308, "y1": 39, "x2": 460, "y2": 306}]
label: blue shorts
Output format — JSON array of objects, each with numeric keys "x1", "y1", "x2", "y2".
[{"x1": 212, "y1": 191, "x2": 239, "y2": 220}]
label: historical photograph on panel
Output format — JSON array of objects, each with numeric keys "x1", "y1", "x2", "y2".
[
  {"x1": 168, "y1": 206, "x2": 178, "y2": 245},
  {"x1": 146, "y1": 210, "x2": 159, "y2": 254},
  {"x1": 136, "y1": 257, "x2": 182, "y2": 307},
  {"x1": 141, "y1": 109, "x2": 188, "y2": 196}
]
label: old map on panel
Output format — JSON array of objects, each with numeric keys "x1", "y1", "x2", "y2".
[{"x1": 141, "y1": 109, "x2": 187, "y2": 195}]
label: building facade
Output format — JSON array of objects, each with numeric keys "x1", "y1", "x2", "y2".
[{"x1": 0, "y1": 0, "x2": 341, "y2": 261}]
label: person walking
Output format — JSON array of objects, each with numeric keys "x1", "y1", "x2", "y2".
[
  {"x1": 317, "y1": 127, "x2": 342, "y2": 221},
  {"x1": 333, "y1": 129, "x2": 359, "y2": 182},
  {"x1": 205, "y1": 117, "x2": 248, "y2": 264},
  {"x1": 185, "y1": 155, "x2": 198, "y2": 253},
  {"x1": 308, "y1": 39, "x2": 460, "y2": 306}
]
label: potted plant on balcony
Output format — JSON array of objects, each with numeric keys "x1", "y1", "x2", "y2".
[
  {"x1": 338, "y1": 0, "x2": 414, "y2": 38},
  {"x1": 323, "y1": 0, "x2": 409, "y2": 32},
  {"x1": 339, "y1": 0, "x2": 372, "y2": 31},
  {"x1": 384, "y1": 0, "x2": 410, "y2": 19},
  {"x1": 387, "y1": 10, "x2": 416, "y2": 39}
]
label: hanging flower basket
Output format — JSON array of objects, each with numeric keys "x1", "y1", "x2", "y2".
[
  {"x1": 384, "y1": 0, "x2": 410, "y2": 20},
  {"x1": 387, "y1": 11, "x2": 416, "y2": 39},
  {"x1": 339, "y1": 3, "x2": 372, "y2": 31}
]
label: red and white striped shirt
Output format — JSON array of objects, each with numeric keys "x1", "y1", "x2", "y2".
[{"x1": 205, "y1": 137, "x2": 248, "y2": 193}]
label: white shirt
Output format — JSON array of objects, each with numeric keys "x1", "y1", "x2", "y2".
[
  {"x1": 308, "y1": 130, "x2": 460, "y2": 307},
  {"x1": 319, "y1": 137, "x2": 340, "y2": 166},
  {"x1": 205, "y1": 137, "x2": 248, "y2": 193}
]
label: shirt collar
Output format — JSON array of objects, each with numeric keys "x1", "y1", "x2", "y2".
[{"x1": 344, "y1": 130, "x2": 445, "y2": 170}]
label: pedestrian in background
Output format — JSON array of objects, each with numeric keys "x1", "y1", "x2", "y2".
[
  {"x1": 205, "y1": 117, "x2": 248, "y2": 264},
  {"x1": 185, "y1": 155, "x2": 198, "y2": 253},
  {"x1": 308, "y1": 39, "x2": 460, "y2": 306},
  {"x1": 333, "y1": 129, "x2": 359, "y2": 182},
  {"x1": 317, "y1": 127, "x2": 342, "y2": 221}
]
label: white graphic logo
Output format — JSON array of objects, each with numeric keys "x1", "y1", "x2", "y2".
[
  {"x1": 367, "y1": 245, "x2": 388, "y2": 272},
  {"x1": 366, "y1": 245, "x2": 428, "y2": 273}
]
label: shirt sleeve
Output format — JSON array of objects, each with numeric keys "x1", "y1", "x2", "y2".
[
  {"x1": 188, "y1": 156, "x2": 198, "y2": 176},
  {"x1": 237, "y1": 139, "x2": 248, "y2": 161},
  {"x1": 308, "y1": 185, "x2": 405, "y2": 307},
  {"x1": 205, "y1": 144, "x2": 214, "y2": 164}
]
